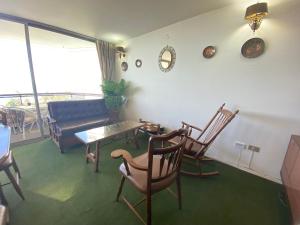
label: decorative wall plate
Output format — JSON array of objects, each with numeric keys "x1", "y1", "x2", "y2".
[
  {"x1": 121, "y1": 62, "x2": 128, "y2": 72},
  {"x1": 203, "y1": 46, "x2": 216, "y2": 58},
  {"x1": 241, "y1": 38, "x2": 265, "y2": 58},
  {"x1": 135, "y1": 59, "x2": 142, "y2": 68}
]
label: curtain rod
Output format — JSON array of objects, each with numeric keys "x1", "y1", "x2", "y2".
[{"x1": 0, "y1": 12, "x2": 97, "y2": 43}]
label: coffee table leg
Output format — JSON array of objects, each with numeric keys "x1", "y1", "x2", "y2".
[
  {"x1": 95, "y1": 141, "x2": 100, "y2": 172},
  {"x1": 86, "y1": 144, "x2": 91, "y2": 164},
  {"x1": 133, "y1": 129, "x2": 139, "y2": 149},
  {"x1": 125, "y1": 133, "x2": 129, "y2": 144}
]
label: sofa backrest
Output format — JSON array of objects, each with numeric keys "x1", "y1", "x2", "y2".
[{"x1": 48, "y1": 99, "x2": 109, "y2": 122}]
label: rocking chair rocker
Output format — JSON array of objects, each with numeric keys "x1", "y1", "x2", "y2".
[{"x1": 170, "y1": 103, "x2": 239, "y2": 177}]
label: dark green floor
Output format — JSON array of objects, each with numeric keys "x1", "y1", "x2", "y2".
[{"x1": 2, "y1": 136, "x2": 291, "y2": 225}]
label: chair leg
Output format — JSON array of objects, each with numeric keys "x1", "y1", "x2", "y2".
[
  {"x1": 146, "y1": 192, "x2": 152, "y2": 225},
  {"x1": 4, "y1": 168, "x2": 25, "y2": 200},
  {"x1": 22, "y1": 124, "x2": 26, "y2": 140},
  {"x1": 12, "y1": 156, "x2": 21, "y2": 179},
  {"x1": 176, "y1": 175, "x2": 182, "y2": 210},
  {"x1": 85, "y1": 145, "x2": 91, "y2": 164},
  {"x1": 0, "y1": 184, "x2": 8, "y2": 206},
  {"x1": 116, "y1": 176, "x2": 125, "y2": 202},
  {"x1": 133, "y1": 129, "x2": 140, "y2": 149}
]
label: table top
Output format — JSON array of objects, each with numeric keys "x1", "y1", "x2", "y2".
[
  {"x1": 75, "y1": 121, "x2": 142, "y2": 144},
  {"x1": 0, "y1": 125, "x2": 11, "y2": 163}
]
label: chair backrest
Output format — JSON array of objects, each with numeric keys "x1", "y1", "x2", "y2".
[
  {"x1": 5, "y1": 108, "x2": 25, "y2": 128},
  {"x1": 47, "y1": 99, "x2": 109, "y2": 122},
  {"x1": 147, "y1": 129, "x2": 187, "y2": 185},
  {"x1": 200, "y1": 103, "x2": 238, "y2": 145},
  {"x1": 183, "y1": 103, "x2": 239, "y2": 154},
  {"x1": 0, "y1": 110, "x2": 7, "y2": 126}
]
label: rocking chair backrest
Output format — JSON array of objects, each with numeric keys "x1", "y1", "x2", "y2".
[
  {"x1": 147, "y1": 129, "x2": 187, "y2": 184},
  {"x1": 198, "y1": 103, "x2": 239, "y2": 151}
]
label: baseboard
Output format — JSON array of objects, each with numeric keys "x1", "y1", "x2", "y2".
[{"x1": 210, "y1": 156, "x2": 282, "y2": 184}]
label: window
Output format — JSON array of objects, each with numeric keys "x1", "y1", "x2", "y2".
[{"x1": 29, "y1": 27, "x2": 102, "y2": 95}]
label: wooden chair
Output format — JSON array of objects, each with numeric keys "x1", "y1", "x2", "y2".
[
  {"x1": 111, "y1": 129, "x2": 187, "y2": 225},
  {"x1": 170, "y1": 103, "x2": 239, "y2": 177},
  {"x1": 0, "y1": 151, "x2": 25, "y2": 201}
]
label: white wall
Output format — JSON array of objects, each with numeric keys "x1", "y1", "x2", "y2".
[{"x1": 116, "y1": 0, "x2": 300, "y2": 182}]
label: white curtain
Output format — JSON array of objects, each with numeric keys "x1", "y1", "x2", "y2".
[{"x1": 96, "y1": 40, "x2": 115, "y2": 81}]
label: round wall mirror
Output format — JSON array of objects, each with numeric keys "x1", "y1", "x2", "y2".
[{"x1": 158, "y1": 46, "x2": 176, "y2": 72}]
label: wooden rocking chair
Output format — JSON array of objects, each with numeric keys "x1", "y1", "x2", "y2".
[
  {"x1": 111, "y1": 129, "x2": 187, "y2": 225},
  {"x1": 170, "y1": 103, "x2": 239, "y2": 177}
]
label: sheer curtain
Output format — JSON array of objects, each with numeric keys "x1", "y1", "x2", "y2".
[{"x1": 96, "y1": 40, "x2": 115, "y2": 81}]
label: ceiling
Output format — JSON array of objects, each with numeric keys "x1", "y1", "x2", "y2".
[{"x1": 0, "y1": 0, "x2": 239, "y2": 43}]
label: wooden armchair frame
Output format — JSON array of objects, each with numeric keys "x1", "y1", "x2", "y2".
[
  {"x1": 171, "y1": 103, "x2": 239, "y2": 177},
  {"x1": 111, "y1": 129, "x2": 187, "y2": 225}
]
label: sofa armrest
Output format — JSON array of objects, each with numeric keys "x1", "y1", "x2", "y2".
[
  {"x1": 47, "y1": 115, "x2": 62, "y2": 137},
  {"x1": 47, "y1": 115, "x2": 56, "y2": 124}
]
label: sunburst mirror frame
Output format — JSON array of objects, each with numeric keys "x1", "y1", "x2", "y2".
[{"x1": 158, "y1": 45, "x2": 176, "y2": 73}]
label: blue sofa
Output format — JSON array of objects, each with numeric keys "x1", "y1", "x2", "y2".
[{"x1": 47, "y1": 99, "x2": 111, "y2": 153}]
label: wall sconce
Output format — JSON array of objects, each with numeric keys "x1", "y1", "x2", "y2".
[
  {"x1": 115, "y1": 46, "x2": 126, "y2": 58},
  {"x1": 245, "y1": 2, "x2": 268, "y2": 33}
]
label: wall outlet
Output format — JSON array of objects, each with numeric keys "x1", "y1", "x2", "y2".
[
  {"x1": 248, "y1": 145, "x2": 260, "y2": 152},
  {"x1": 235, "y1": 141, "x2": 247, "y2": 149}
]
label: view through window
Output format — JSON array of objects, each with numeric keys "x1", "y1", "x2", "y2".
[{"x1": 0, "y1": 19, "x2": 102, "y2": 143}]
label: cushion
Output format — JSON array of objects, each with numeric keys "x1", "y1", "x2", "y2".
[
  {"x1": 119, "y1": 153, "x2": 177, "y2": 194},
  {"x1": 57, "y1": 116, "x2": 110, "y2": 135},
  {"x1": 48, "y1": 99, "x2": 108, "y2": 122}
]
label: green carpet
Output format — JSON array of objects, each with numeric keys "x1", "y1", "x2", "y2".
[{"x1": 2, "y1": 136, "x2": 291, "y2": 225}]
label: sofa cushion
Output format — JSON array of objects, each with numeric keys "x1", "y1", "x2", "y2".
[
  {"x1": 48, "y1": 99, "x2": 108, "y2": 122},
  {"x1": 57, "y1": 116, "x2": 110, "y2": 135}
]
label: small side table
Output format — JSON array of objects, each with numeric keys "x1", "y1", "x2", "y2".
[{"x1": 139, "y1": 119, "x2": 164, "y2": 135}]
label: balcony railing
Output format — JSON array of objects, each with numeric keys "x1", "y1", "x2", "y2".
[{"x1": 0, "y1": 92, "x2": 102, "y2": 143}]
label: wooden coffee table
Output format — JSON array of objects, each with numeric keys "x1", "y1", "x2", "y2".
[{"x1": 75, "y1": 121, "x2": 142, "y2": 172}]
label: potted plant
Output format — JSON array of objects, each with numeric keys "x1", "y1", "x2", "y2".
[{"x1": 101, "y1": 79, "x2": 128, "y2": 122}]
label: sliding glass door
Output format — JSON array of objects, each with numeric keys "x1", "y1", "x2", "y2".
[
  {"x1": 0, "y1": 19, "x2": 102, "y2": 144},
  {"x1": 0, "y1": 20, "x2": 42, "y2": 143}
]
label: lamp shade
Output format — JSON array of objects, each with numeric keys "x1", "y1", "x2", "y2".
[{"x1": 245, "y1": 2, "x2": 268, "y2": 20}]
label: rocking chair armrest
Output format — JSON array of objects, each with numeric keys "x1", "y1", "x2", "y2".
[
  {"x1": 182, "y1": 121, "x2": 203, "y2": 132},
  {"x1": 111, "y1": 149, "x2": 148, "y2": 171}
]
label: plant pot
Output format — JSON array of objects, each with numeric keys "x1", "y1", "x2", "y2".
[
  {"x1": 104, "y1": 95, "x2": 123, "y2": 111},
  {"x1": 109, "y1": 110, "x2": 120, "y2": 123}
]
